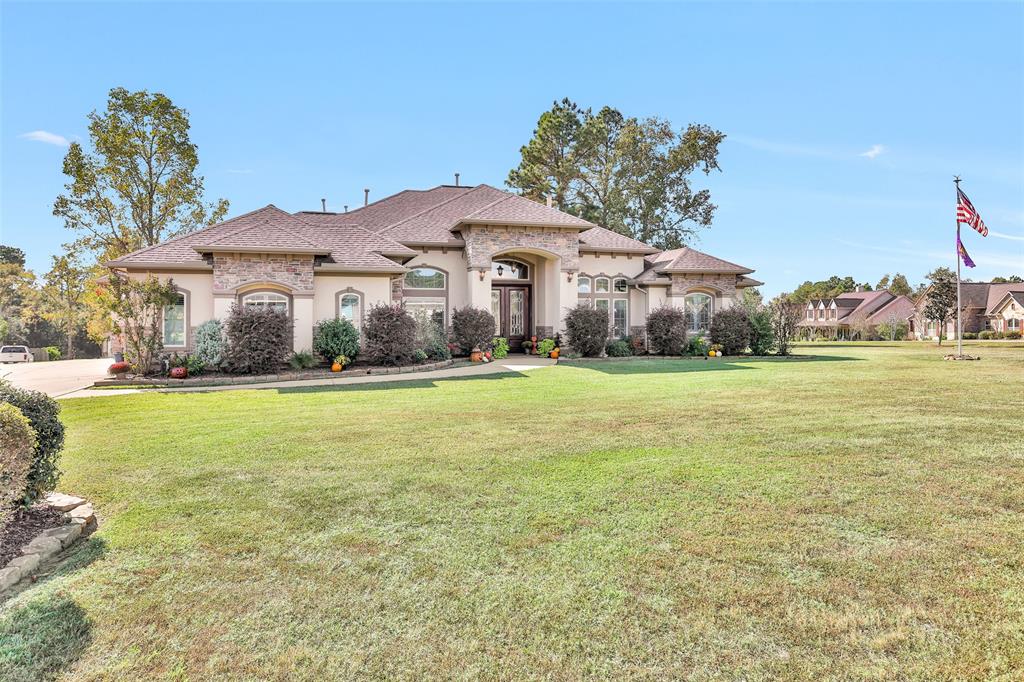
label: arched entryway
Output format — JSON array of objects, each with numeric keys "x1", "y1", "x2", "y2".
[{"x1": 490, "y1": 257, "x2": 532, "y2": 350}]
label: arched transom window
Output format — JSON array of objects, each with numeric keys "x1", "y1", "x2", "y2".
[
  {"x1": 577, "y1": 276, "x2": 592, "y2": 294},
  {"x1": 242, "y1": 292, "x2": 289, "y2": 313},
  {"x1": 684, "y1": 293, "x2": 713, "y2": 333},
  {"x1": 404, "y1": 267, "x2": 446, "y2": 289},
  {"x1": 491, "y1": 259, "x2": 529, "y2": 280}
]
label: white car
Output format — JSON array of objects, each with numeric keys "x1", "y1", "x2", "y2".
[{"x1": 0, "y1": 345, "x2": 34, "y2": 363}]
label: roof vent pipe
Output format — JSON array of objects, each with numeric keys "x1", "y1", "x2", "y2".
[
  {"x1": 455, "y1": 172, "x2": 460, "y2": 187},
  {"x1": 546, "y1": 194, "x2": 553, "y2": 208},
  {"x1": 321, "y1": 198, "x2": 326, "y2": 212},
  {"x1": 344, "y1": 205, "x2": 348, "y2": 213},
  {"x1": 364, "y1": 188, "x2": 369, "y2": 206}
]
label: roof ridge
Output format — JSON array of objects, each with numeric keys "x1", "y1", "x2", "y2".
[
  {"x1": 108, "y1": 204, "x2": 284, "y2": 264},
  {"x1": 459, "y1": 192, "x2": 515, "y2": 221},
  {"x1": 378, "y1": 184, "x2": 496, "y2": 235}
]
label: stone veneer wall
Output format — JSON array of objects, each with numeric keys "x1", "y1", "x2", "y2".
[
  {"x1": 390, "y1": 275, "x2": 403, "y2": 303},
  {"x1": 212, "y1": 254, "x2": 315, "y2": 292},
  {"x1": 462, "y1": 225, "x2": 580, "y2": 271},
  {"x1": 669, "y1": 274, "x2": 739, "y2": 301}
]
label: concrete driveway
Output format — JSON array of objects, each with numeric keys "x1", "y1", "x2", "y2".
[{"x1": 0, "y1": 357, "x2": 111, "y2": 397}]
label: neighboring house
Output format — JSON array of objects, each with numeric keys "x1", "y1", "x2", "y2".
[
  {"x1": 797, "y1": 289, "x2": 917, "y2": 340},
  {"x1": 916, "y1": 281, "x2": 1024, "y2": 339},
  {"x1": 105, "y1": 183, "x2": 760, "y2": 353}
]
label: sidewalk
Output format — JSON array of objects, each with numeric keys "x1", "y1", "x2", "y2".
[{"x1": 60, "y1": 356, "x2": 557, "y2": 399}]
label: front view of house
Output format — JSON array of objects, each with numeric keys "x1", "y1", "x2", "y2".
[{"x1": 107, "y1": 183, "x2": 761, "y2": 352}]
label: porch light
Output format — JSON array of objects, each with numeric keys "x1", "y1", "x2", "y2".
[
  {"x1": 497, "y1": 265, "x2": 504, "y2": 277},
  {"x1": 478, "y1": 270, "x2": 486, "y2": 281},
  {"x1": 566, "y1": 272, "x2": 575, "y2": 282}
]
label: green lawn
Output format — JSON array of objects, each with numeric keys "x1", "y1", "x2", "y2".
[{"x1": 3, "y1": 343, "x2": 1023, "y2": 680}]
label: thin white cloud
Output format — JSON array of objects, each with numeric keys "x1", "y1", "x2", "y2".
[
  {"x1": 728, "y1": 135, "x2": 837, "y2": 159},
  {"x1": 859, "y1": 144, "x2": 886, "y2": 160},
  {"x1": 990, "y1": 230, "x2": 1024, "y2": 242},
  {"x1": 19, "y1": 130, "x2": 70, "y2": 147}
]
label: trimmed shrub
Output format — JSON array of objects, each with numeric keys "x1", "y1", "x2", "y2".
[
  {"x1": 536, "y1": 338, "x2": 556, "y2": 357},
  {"x1": 413, "y1": 349, "x2": 428, "y2": 363},
  {"x1": 221, "y1": 304, "x2": 293, "y2": 375},
  {"x1": 1005, "y1": 330, "x2": 1022, "y2": 340},
  {"x1": 565, "y1": 304, "x2": 609, "y2": 357},
  {"x1": 452, "y1": 307, "x2": 497, "y2": 352},
  {"x1": 606, "y1": 340, "x2": 631, "y2": 357},
  {"x1": 962, "y1": 332, "x2": 978, "y2": 340},
  {"x1": 748, "y1": 308, "x2": 775, "y2": 356},
  {"x1": 646, "y1": 306, "x2": 688, "y2": 355},
  {"x1": 288, "y1": 350, "x2": 317, "y2": 370},
  {"x1": 491, "y1": 337, "x2": 509, "y2": 360},
  {"x1": 194, "y1": 319, "x2": 225, "y2": 368},
  {"x1": 710, "y1": 307, "x2": 753, "y2": 355},
  {"x1": 107, "y1": 361, "x2": 131, "y2": 375},
  {"x1": 978, "y1": 330, "x2": 994, "y2": 340},
  {"x1": 411, "y1": 309, "x2": 449, "y2": 361},
  {"x1": 45, "y1": 347, "x2": 61, "y2": 361},
  {"x1": 0, "y1": 381, "x2": 64, "y2": 503},
  {"x1": 364, "y1": 304, "x2": 417, "y2": 366},
  {"x1": 0, "y1": 403, "x2": 36, "y2": 521},
  {"x1": 313, "y1": 318, "x2": 360, "y2": 363}
]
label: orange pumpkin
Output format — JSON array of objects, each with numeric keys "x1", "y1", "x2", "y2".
[{"x1": 331, "y1": 362, "x2": 342, "y2": 372}]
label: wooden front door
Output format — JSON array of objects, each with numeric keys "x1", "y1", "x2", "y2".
[{"x1": 491, "y1": 285, "x2": 530, "y2": 350}]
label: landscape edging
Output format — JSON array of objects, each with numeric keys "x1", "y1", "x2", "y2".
[{"x1": 0, "y1": 492, "x2": 97, "y2": 595}]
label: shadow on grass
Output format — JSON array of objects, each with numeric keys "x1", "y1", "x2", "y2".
[
  {"x1": 561, "y1": 354, "x2": 862, "y2": 375},
  {"x1": 0, "y1": 536, "x2": 106, "y2": 681},
  {"x1": 272, "y1": 369, "x2": 530, "y2": 395}
]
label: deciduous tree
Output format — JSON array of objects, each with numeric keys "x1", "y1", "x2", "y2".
[
  {"x1": 99, "y1": 274, "x2": 179, "y2": 373},
  {"x1": 39, "y1": 255, "x2": 89, "y2": 359},
  {"x1": 921, "y1": 268, "x2": 957, "y2": 346}
]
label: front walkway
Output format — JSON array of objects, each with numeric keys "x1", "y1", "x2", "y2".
[{"x1": 61, "y1": 356, "x2": 557, "y2": 399}]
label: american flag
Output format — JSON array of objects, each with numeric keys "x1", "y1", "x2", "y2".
[{"x1": 956, "y1": 187, "x2": 989, "y2": 237}]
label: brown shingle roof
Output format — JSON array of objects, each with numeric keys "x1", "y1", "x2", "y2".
[
  {"x1": 866, "y1": 295, "x2": 917, "y2": 323},
  {"x1": 645, "y1": 247, "x2": 754, "y2": 274},
  {"x1": 985, "y1": 283, "x2": 1024, "y2": 314},
  {"x1": 578, "y1": 226, "x2": 659, "y2": 254},
  {"x1": 109, "y1": 204, "x2": 413, "y2": 272}
]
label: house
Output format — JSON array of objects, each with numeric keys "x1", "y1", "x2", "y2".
[
  {"x1": 105, "y1": 182, "x2": 760, "y2": 353},
  {"x1": 916, "y1": 281, "x2": 1024, "y2": 339},
  {"x1": 797, "y1": 289, "x2": 917, "y2": 340}
]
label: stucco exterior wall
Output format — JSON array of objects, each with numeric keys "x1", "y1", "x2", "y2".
[
  {"x1": 577, "y1": 253, "x2": 647, "y2": 279},
  {"x1": 312, "y1": 274, "x2": 393, "y2": 326},
  {"x1": 123, "y1": 269, "x2": 215, "y2": 352}
]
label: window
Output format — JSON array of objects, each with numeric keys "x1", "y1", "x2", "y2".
[
  {"x1": 684, "y1": 293, "x2": 713, "y2": 333},
  {"x1": 491, "y1": 259, "x2": 529, "y2": 280},
  {"x1": 595, "y1": 277, "x2": 610, "y2": 293},
  {"x1": 595, "y1": 299, "x2": 610, "y2": 316},
  {"x1": 807, "y1": 307, "x2": 814, "y2": 320},
  {"x1": 612, "y1": 299, "x2": 627, "y2": 338},
  {"x1": 404, "y1": 267, "x2": 446, "y2": 289},
  {"x1": 1009, "y1": 318, "x2": 1021, "y2": 331},
  {"x1": 578, "y1": 277, "x2": 591, "y2": 294},
  {"x1": 613, "y1": 278, "x2": 628, "y2": 293},
  {"x1": 339, "y1": 293, "x2": 361, "y2": 328},
  {"x1": 406, "y1": 297, "x2": 446, "y2": 329},
  {"x1": 163, "y1": 293, "x2": 186, "y2": 346},
  {"x1": 242, "y1": 292, "x2": 289, "y2": 313}
]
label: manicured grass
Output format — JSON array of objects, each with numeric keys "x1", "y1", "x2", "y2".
[{"x1": 2, "y1": 343, "x2": 1023, "y2": 680}]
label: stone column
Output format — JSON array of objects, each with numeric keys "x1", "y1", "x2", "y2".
[{"x1": 292, "y1": 295, "x2": 314, "y2": 352}]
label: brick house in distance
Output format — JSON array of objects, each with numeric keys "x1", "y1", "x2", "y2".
[
  {"x1": 915, "y1": 281, "x2": 1024, "y2": 339},
  {"x1": 797, "y1": 289, "x2": 918, "y2": 340},
  {"x1": 105, "y1": 182, "x2": 760, "y2": 354}
]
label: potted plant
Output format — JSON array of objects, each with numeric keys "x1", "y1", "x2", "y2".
[
  {"x1": 521, "y1": 339, "x2": 533, "y2": 354},
  {"x1": 107, "y1": 361, "x2": 131, "y2": 380},
  {"x1": 332, "y1": 354, "x2": 348, "y2": 372}
]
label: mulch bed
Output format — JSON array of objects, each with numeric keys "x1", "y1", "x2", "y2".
[{"x1": 0, "y1": 505, "x2": 66, "y2": 567}]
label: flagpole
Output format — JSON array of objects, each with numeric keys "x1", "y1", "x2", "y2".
[{"x1": 954, "y1": 176, "x2": 962, "y2": 357}]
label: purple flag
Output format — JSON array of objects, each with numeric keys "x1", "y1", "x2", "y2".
[{"x1": 957, "y1": 233, "x2": 976, "y2": 268}]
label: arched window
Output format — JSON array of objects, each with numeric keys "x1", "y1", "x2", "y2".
[
  {"x1": 242, "y1": 292, "x2": 289, "y2": 313},
  {"x1": 163, "y1": 292, "x2": 187, "y2": 347},
  {"x1": 339, "y1": 293, "x2": 361, "y2": 328},
  {"x1": 577, "y1": 277, "x2": 592, "y2": 294},
  {"x1": 684, "y1": 293, "x2": 713, "y2": 333},
  {"x1": 404, "y1": 267, "x2": 446, "y2": 289},
  {"x1": 613, "y1": 278, "x2": 628, "y2": 293},
  {"x1": 595, "y1": 277, "x2": 610, "y2": 293},
  {"x1": 491, "y1": 259, "x2": 529, "y2": 280}
]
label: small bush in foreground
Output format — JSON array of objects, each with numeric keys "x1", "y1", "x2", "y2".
[
  {"x1": 606, "y1": 340, "x2": 631, "y2": 357},
  {"x1": 565, "y1": 305, "x2": 609, "y2": 357},
  {"x1": 364, "y1": 304, "x2": 417, "y2": 366},
  {"x1": 710, "y1": 307, "x2": 753, "y2": 355},
  {"x1": 107, "y1": 361, "x2": 131, "y2": 375},
  {"x1": 962, "y1": 332, "x2": 977, "y2": 340},
  {"x1": 194, "y1": 319, "x2": 225, "y2": 368},
  {"x1": 646, "y1": 306, "x2": 687, "y2": 355},
  {"x1": 0, "y1": 381, "x2": 64, "y2": 503},
  {"x1": 0, "y1": 403, "x2": 36, "y2": 520},
  {"x1": 452, "y1": 307, "x2": 496, "y2": 352},
  {"x1": 313, "y1": 318, "x2": 360, "y2": 364},
  {"x1": 491, "y1": 337, "x2": 509, "y2": 360},
  {"x1": 221, "y1": 304, "x2": 293, "y2": 375},
  {"x1": 748, "y1": 308, "x2": 775, "y2": 356},
  {"x1": 288, "y1": 350, "x2": 317, "y2": 370}
]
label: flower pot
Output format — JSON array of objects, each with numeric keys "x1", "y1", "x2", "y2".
[
  {"x1": 470, "y1": 348, "x2": 483, "y2": 362},
  {"x1": 331, "y1": 362, "x2": 342, "y2": 372},
  {"x1": 169, "y1": 367, "x2": 188, "y2": 379}
]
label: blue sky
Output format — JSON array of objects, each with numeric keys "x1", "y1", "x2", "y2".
[{"x1": 2, "y1": 1, "x2": 1022, "y2": 296}]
